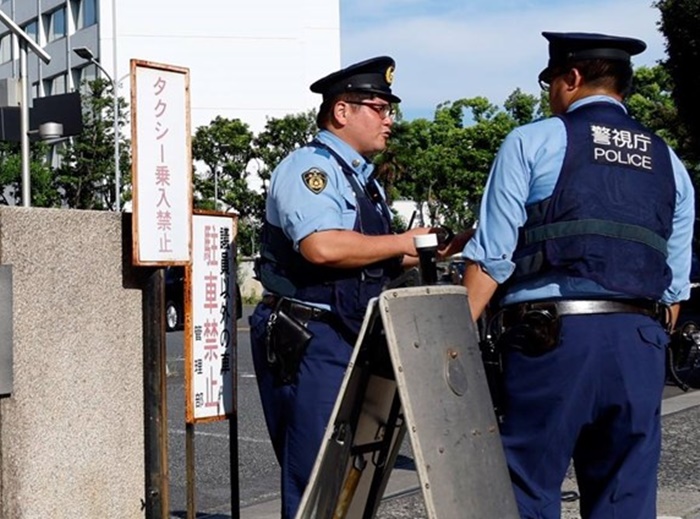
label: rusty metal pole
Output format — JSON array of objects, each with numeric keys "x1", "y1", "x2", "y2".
[
  {"x1": 230, "y1": 284, "x2": 240, "y2": 519},
  {"x1": 143, "y1": 268, "x2": 170, "y2": 519},
  {"x1": 186, "y1": 423, "x2": 196, "y2": 519}
]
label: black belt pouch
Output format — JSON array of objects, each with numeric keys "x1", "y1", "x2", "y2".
[
  {"x1": 270, "y1": 308, "x2": 313, "y2": 385},
  {"x1": 501, "y1": 308, "x2": 560, "y2": 356}
]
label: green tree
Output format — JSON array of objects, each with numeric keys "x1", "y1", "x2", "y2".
[
  {"x1": 228, "y1": 110, "x2": 319, "y2": 257},
  {"x1": 626, "y1": 65, "x2": 692, "y2": 156},
  {"x1": 192, "y1": 116, "x2": 256, "y2": 210},
  {"x1": 192, "y1": 116, "x2": 260, "y2": 256},
  {"x1": 0, "y1": 141, "x2": 59, "y2": 206},
  {"x1": 253, "y1": 110, "x2": 317, "y2": 192},
  {"x1": 656, "y1": 0, "x2": 700, "y2": 161},
  {"x1": 53, "y1": 78, "x2": 130, "y2": 209},
  {"x1": 503, "y1": 88, "x2": 539, "y2": 126},
  {"x1": 382, "y1": 92, "x2": 541, "y2": 229}
]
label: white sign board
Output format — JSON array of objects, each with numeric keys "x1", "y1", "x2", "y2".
[
  {"x1": 186, "y1": 212, "x2": 237, "y2": 423},
  {"x1": 131, "y1": 59, "x2": 192, "y2": 265}
]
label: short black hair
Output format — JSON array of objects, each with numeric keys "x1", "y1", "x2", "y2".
[
  {"x1": 316, "y1": 91, "x2": 377, "y2": 129},
  {"x1": 569, "y1": 59, "x2": 634, "y2": 96}
]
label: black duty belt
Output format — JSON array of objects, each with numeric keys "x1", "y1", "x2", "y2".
[
  {"x1": 262, "y1": 295, "x2": 336, "y2": 325},
  {"x1": 503, "y1": 299, "x2": 668, "y2": 324}
]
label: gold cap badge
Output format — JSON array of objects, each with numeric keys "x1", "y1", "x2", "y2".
[{"x1": 385, "y1": 65, "x2": 394, "y2": 86}]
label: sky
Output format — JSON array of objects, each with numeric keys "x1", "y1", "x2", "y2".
[{"x1": 340, "y1": 0, "x2": 668, "y2": 121}]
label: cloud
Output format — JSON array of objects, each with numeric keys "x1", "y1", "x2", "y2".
[{"x1": 341, "y1": 0, "x2": 666, "y2": 119}]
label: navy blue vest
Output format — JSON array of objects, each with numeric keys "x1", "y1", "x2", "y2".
[
  {"x1": 258, "y1": 140, "x2": 401, "y2": 334},
  {"x1": 511, "y1": 102, "x2": 676, "y2": 299}
]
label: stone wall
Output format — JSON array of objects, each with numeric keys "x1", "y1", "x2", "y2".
[{"x1": 0, "y1": 207, "x2": 145, "y2": 518}]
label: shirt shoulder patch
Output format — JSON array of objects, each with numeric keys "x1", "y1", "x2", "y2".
[{"x1": 302, "y1": 167, "x2": 328, "y2": 194}]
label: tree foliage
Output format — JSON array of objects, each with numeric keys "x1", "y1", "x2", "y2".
[
  {"x1": 0, "y1": 78, "x2": 128, "y2": 209},
  {"x1": 191, "y1": 112, "x2": 318, "y2": 256},
  {"x1": 656, "y1": 0, "x2": 700, "y2": 162},
  {"x1": 253, "y1": 110, "x2": 317, "y2": 190},
  {"x1": 627, "y1": 65, "x2": 692, "y2": 157},
  {"x1": 55, "y1": 78, "x2": 130, "y2": 210},
  {"x1": 192, "y1": 116, "x2": 256, "y2": 211},
  {"x1": 378, "y1": 94, "x2": 541, "y2": 229},
  {"x1": 0, "y1": 141, "x2": 58, "y2": 207}
]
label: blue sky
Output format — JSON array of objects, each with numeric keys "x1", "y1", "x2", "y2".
[{"x1": 340, "y1": 0, "x2": 667, "y2": 120}]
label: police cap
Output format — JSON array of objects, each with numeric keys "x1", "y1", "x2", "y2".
[
  {"x1": 310, "y1": 56, "x2": 401, "y2": 103},
  {"x1": 538, "y1": 32, "x2": 646, "y2": 83}
]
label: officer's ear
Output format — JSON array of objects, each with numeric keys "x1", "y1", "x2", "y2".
[
  {"x1": 332, "y1": 100, "x2": 351, "y2": 126},
  {"x1": 563, "y1": 68, "x2": 584, "y2": 91}
]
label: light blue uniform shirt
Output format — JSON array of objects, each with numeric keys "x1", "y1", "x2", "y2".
[
  {"x1": 265, "y1": 130, "x2": 388, "y2": 307},
  {"x1": 463, "y1": 95, "x2": 695, "y2": 306},
  {"x1": 266, "y1": 130, "x2": 380, "y2": 250}
]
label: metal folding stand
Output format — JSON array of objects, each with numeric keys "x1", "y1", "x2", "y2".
[{"x1": 296, "y1": 285, "x2": 519, "y2": 519}]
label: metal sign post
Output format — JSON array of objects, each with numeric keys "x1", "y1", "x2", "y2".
[
  {"x1": 297, "y1": 285, "x2": 519, "y2": 518},
  {"x1": 184, "y1": 211, "x2": 239, "y2": 519},
  {"x1": 130, "y1": 58, "x2": 193, "y2": 519}
]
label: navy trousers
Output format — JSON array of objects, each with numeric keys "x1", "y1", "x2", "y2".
[
  {"x1": 499, "y1": 313, "x2": 668, "y2": 519},
  {"x1": 249, "y1": 303, "x2": 354, "y2": 519}
]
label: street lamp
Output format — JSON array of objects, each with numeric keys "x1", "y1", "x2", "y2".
[
  {"x1": 0, "y1": 10, "x2": 51, "y2": 207},
  {"x1": 72, "y1": 46, "x2": 121, "y2": 211}
]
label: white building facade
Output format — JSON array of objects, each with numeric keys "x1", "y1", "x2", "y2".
[{"x1": 0, "y1": 0, "x2": 340, "y2": 132}]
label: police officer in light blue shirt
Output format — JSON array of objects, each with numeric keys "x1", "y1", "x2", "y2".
[
  {"x1": 249, "y1": 56, "x2": 431, "y2": 518},
  {"x1": 463, "y1": 32, "x2": 694, "y2": 519}
]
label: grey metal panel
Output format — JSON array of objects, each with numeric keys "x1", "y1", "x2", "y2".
[
  {"x1": 379, "y1": 285, "x2": 518, "y2": 518},
  {"x1": 297, "y1": 300, "x2": 407, "y2": 518},
  {"x1": 0, "y1": 61, "x2": 14, "y2": 81},
  {"x1": 11, "y1": 0, "x2": 38, "y2": 27},
  {"x1": 298, "y1": 286, "x2": 519, "y2": 518},
  {"x1": 0, "y1": 264, "x2": 12, "y2": 396},
  {"x1": 42, "y1": 0, "x2": 66, "y2": 13},
  {"x1": 41, "y1": 36, "x2": 69, "y2": 77},
  {"x1": 0, "y1": 77, "x2": 18, "y2": 105}
]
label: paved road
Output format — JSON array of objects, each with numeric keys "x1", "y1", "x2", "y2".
[{"x1": 164, "y1": 306, "x2": 700, "y2": 519}]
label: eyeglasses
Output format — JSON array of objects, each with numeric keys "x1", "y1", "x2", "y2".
[
  {"x1": 346, "y1": 101, "x2": 396, "y2": 119},
  {"x1": 539, "y1": 68, "x2": 568, "y2": 92}
]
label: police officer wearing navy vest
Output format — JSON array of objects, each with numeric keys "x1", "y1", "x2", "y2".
[
  {"x1": 249, "y1": 56, "x2": 432, "y2": 518},
  {"x1": 463, "y1": 33, "x2": 694, "y2": 518}
]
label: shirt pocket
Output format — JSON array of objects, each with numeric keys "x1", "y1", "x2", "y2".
[{"x1": 341, "y1": 188, "x2": 357, "y2": 229}]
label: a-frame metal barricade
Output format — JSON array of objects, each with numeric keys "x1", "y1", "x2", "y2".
[{"x1": 296, "y1": 285, "x2": 519, "y2": 519}]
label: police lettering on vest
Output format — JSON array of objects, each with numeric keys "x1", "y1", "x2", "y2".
[{"x1": 591, "y1": 124, "x2": 653, "y2": 171}]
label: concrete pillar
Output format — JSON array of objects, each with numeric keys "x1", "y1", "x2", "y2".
[{"x1": 0, "y1": 207, "x2": 145, "y2": 518}]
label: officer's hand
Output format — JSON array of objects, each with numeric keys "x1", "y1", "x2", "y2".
[
  {"x1": 437, "y1": 229, "x2": 475, "y2": 260},
  {"x1": 401, "y1": 227, "x2": 432, "y2": 256}
]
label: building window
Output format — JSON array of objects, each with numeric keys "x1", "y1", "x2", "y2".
[
  {"x1": 0, "y1": 33, "x2": 12, "y2": 63},
  {"x1": 22, "y1": 20, "x2": 38, "y2": 43},
  {"x1": 72, "y1": 64, "x2": 96, "y2": 91},
  {"x1": 45, "y1": 7, "x2": 67, "y2": 42},
  {"x1": 45, "y1": 74, "x2": 67, "y2": 96},
  {"x1": 72, "y1": 0, "x2": 97, "y2": 30}
]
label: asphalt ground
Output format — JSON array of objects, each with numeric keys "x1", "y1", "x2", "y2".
[{"x1": 165, "y1": 306, "x2": 700, "y2": 519}]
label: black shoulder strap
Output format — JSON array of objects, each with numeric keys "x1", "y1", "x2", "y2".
[{"x1": 308, "y1": 140, "x2": 393, "y2": 223}]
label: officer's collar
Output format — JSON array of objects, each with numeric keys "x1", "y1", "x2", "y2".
[
  {"x1": 315, "y1": 130, "x2": 374, "y2": 180},
  {"x1": 567, "y1": 95, "x2": 627, "y2": 114}
]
